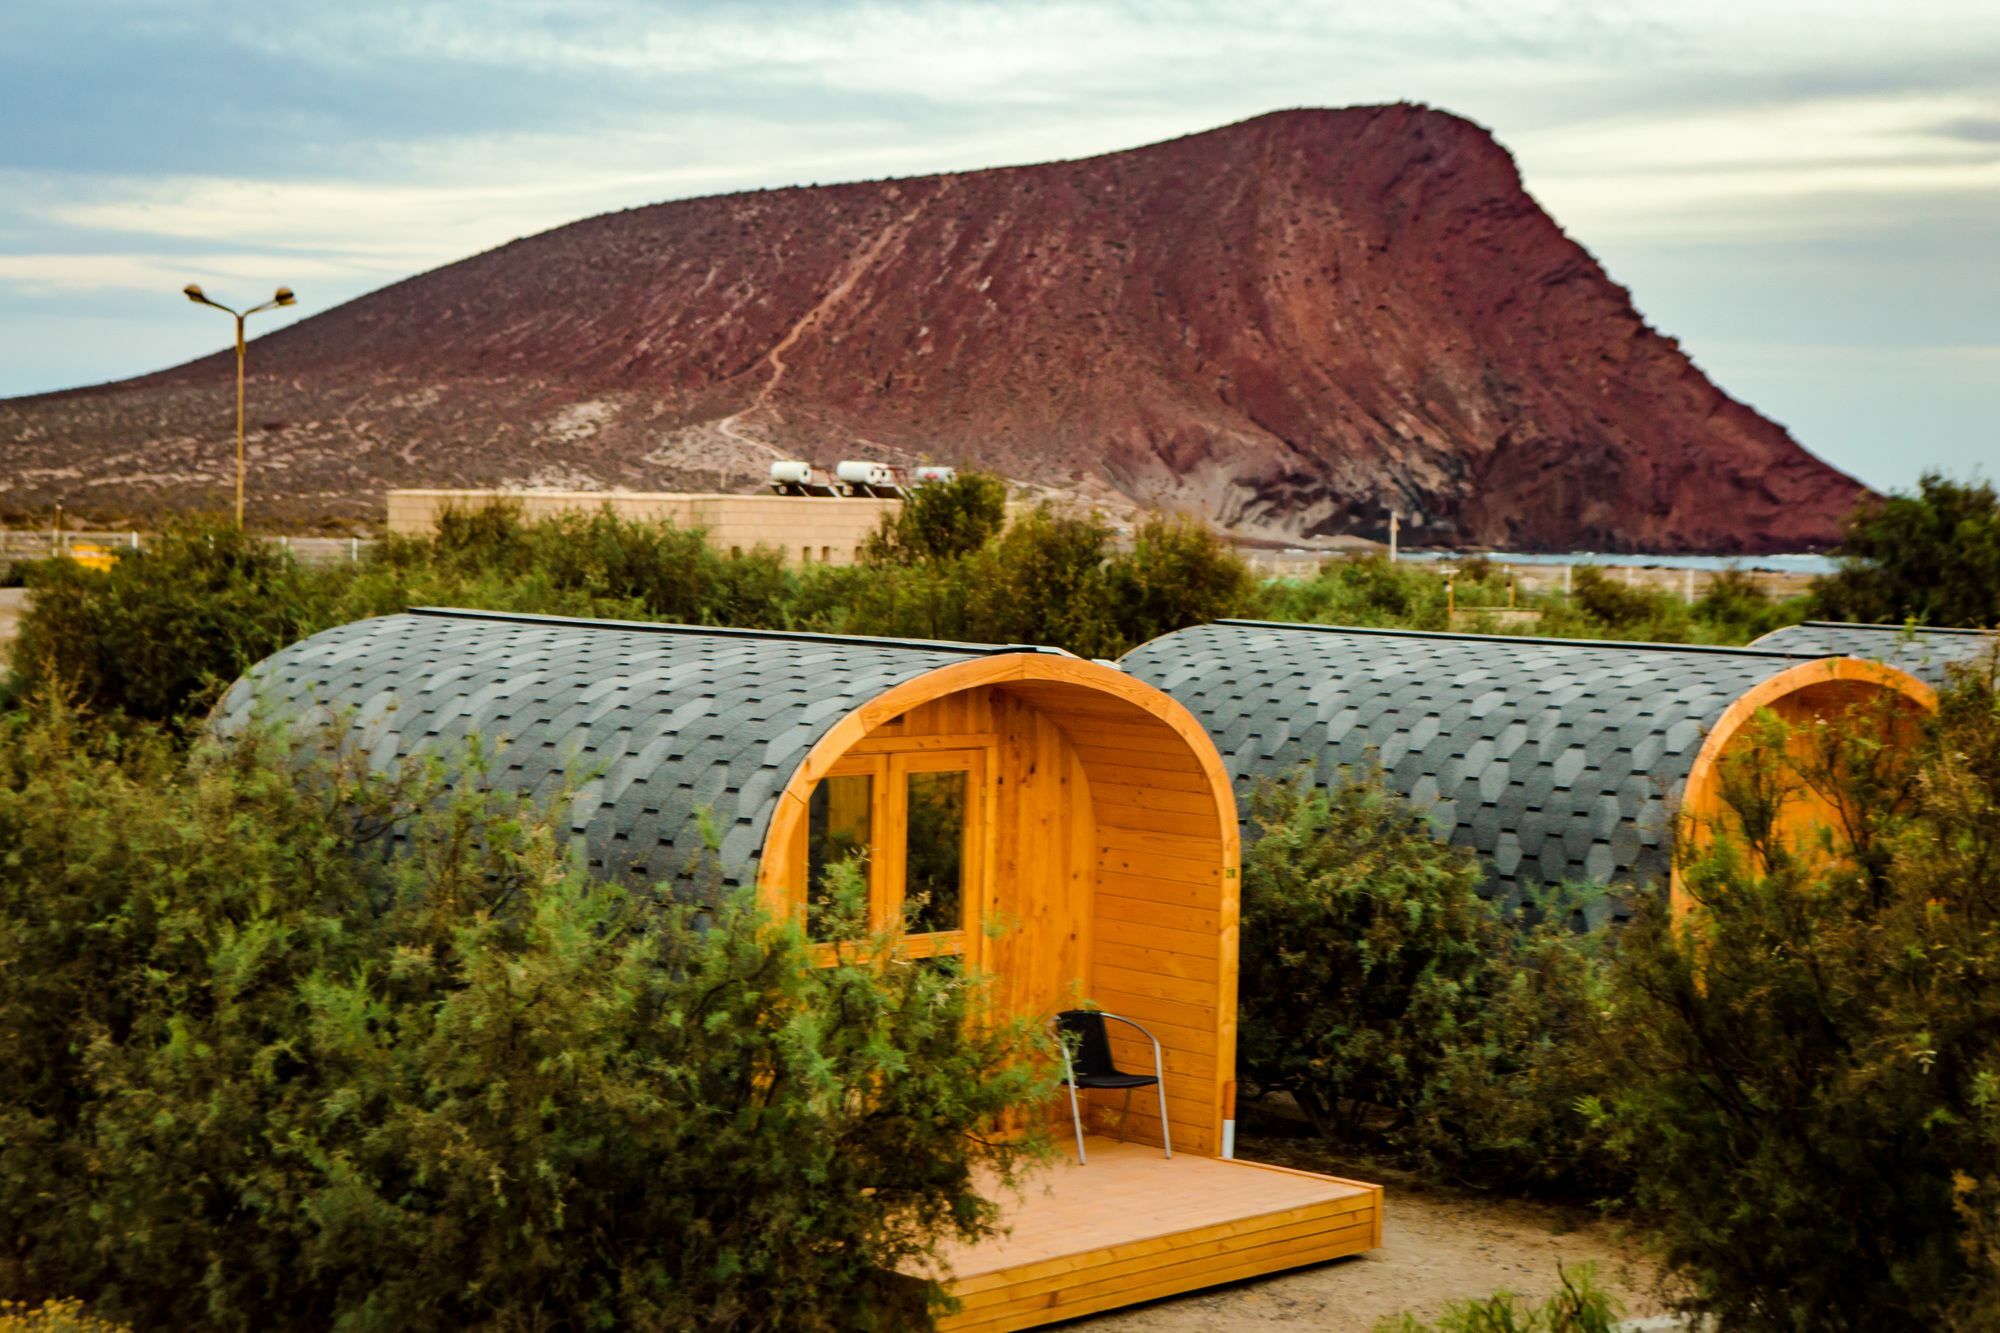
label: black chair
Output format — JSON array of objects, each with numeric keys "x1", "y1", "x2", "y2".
[{"x1": 1053, "y1": 1009, "x2": 1171, "y2": 1164}]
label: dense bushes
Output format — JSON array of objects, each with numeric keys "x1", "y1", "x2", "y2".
[
  {"x1": 9, "y1": 524, "x2": 333, "y2": 722},
  {"x1": 0, "y1": 701, "x2": 1050, "y2": 1331},
  {"x1": 1812, "y1": 472, "x2": 2000, "y2": 627},
  {"x1": 11, "y1": 476, "x2": 1854, "y2": 729},
  {"x1": 1233, "y1": 773, "x2": 1617, "y2": 1195},
  {"x1": 1588, "y1": 656, "x2": 2000, "y2": 1331},
  {"x1": 5, "y1": 483, "x2": 1266, "y2": 724},
  {"x1": 1235, "y1": 773, "x2": 1491, "y2": 1141}
]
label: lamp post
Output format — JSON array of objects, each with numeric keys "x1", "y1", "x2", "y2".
[{"x1": 182, "y1": 283, "x2": 296, "y2": 526}]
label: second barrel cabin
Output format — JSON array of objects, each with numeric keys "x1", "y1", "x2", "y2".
[{"x1": 1121, "y1": 620, "x2": 1938, "y2": 919}]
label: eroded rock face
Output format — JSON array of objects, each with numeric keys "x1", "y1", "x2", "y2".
[{"x1": 0, "y1": 105, "x2": 1865, "y2": 548}]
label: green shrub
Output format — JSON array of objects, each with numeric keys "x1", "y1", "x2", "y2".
[
  {"x1": 1373, "y1": 1263, "x2": 1620, "y2": 1332},
  {"x1": 864, "y1": 472, "x2": 1008, "y2": 566},
  {"x1": 1234, "y1": 772, "x2": 1621, "y2": 1194},
  {"x1": 1565, "y1": 566, "x2": 1675, "y2": 635},
  {"x1": 1812, "y1": 472, "x2": 2000, "y2": 627},
  {"x1": 1102, "y1": 513, "x2": 1258, "y2": 652},
  {"x1": 1261, "y1": 554, "x2": 1448, "y2": 629},
  {"x1": 1690, "y1": 565, "x2": 1797, "y2": 641},
  {"x1": 8, "y1": 520, "x2": 332, "y2": 724},
  {"x1": 1595, "y1": 658, "x2": 2000, "y2": 1330},
  {"x1": 964, "y1": 505, "x2": 1124, "y2": 657},
  {"x1": 0, "y1": 699, "x2": 1050, "y2": 1331},
  {"x1": 1235, "y1": 771, "x2": 1493, "y2": 1140},
  {"x1": 1421, "y1": 891, "x2": 1624, "y2": 1197}
]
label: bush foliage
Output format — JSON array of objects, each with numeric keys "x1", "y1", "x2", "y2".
[
  {"x1": 1373, "y1": 1263, "x2": 1620, "y2": 1333},
  {"x1": 0, "y1": 701, "x2": 1051, "y2": 1331},
  {"x1": 1593, "y1": 652, "x2": 2000, "y2": 1331},
  {"x1": 1233, "y1": 772, "x2": 1617, "y2": 1195},
  {"x1": 10, "y1": 470, "x2": 1852, "y2": 729},
  {"x1": 1812, "y1": 472, "x2": 2000, "y2": 628}
]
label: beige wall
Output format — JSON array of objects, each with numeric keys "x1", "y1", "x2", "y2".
[{"x1": 385, "y1": 489, "x2": 901, "y2": 566}]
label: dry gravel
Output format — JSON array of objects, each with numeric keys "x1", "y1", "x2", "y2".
[
  {"x1": 1068, "y1": 1124, "x2": 1664, "y2": 1332},
  {"x1": 1071, "y1": 1182, "x2": 1661, "y2": 1331}
]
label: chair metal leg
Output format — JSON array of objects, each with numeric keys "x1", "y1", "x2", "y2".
[
  {"x1": 1060, "y1": 1044, "x2": 1087, "y2": 1165},
  {"x1": 1154, "y1": 1048, "x2": 1173, "y2": 1160}
]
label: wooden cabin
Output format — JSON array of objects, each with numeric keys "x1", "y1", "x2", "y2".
[
  {"x1": 1750, "y1": 620, "x2": 1996, "y2": 688},
  {"x1": 1122, "y1": 621, "x2": 1938, "y2": 921},
  {"x1": 219, "y1": 608, "x2": 1382, "y2": 1331}
]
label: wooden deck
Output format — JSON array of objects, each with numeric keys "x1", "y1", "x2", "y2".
[{"x1": 930, "y1": 1138, "x2": 1383, "y2": 1331}]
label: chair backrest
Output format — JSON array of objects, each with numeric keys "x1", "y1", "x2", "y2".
[{"x1": 1055, "y1": 1009, "x2": 1119, "y2": 1078}]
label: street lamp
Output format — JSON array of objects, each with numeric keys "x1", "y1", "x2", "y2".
[{"x1": 182, "y1": 282, "x2": 297, "y2": 526}]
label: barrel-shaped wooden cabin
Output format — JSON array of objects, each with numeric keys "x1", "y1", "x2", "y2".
[
  {"x1": 1122, "y1": 621, "x2": 1937, "y2": 921},
  {"x1": 220, "y1": 608, "x2": 1381, "y2": 1331},
  {"x1": 1750, "y1": 620, "x2": 1996, "y2": 688}
]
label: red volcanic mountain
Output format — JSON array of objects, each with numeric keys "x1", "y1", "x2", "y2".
[{"x1": 0, "y1": 105, "x2": 1865, "y2": 550}]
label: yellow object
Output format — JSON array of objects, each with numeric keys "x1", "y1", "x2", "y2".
[
  {"x1": 63, "y1": 543, "x2": 117, "y2": 573},
  {"x1": 0, "y1": 1296, "x2": 133, "y2": 1331}
]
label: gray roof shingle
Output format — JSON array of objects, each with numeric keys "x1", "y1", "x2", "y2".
[
  {"x1": 1748, "y1": 621, "x2": 1994, "y2": 687},
  {"x1": 1121, "y1": 621, "x2": 1859, "y2": 923},
  {"x1": 215, "y1": 608, "x2": 1057, "y2": 896}
]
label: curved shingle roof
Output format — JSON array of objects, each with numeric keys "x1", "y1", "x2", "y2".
[
  {"x1": 1121, "y1": 621, "x2": 1854, "y2": 920},
  {"x1": 216, "y1": 608, "x2": 1060, "y2": 893},
  {"x1": 1748, "y1": 621, "x2": 1993, "y2": 687}
]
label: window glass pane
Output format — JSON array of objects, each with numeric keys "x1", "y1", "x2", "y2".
[
  {"x1": 807, "y1": 773, "x2": 872, "y2": 939},
  {"x1": 904, "y1": 769, "x2": 967, "y2": 935}
]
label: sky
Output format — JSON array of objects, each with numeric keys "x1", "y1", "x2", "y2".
[{"x1": 2, "y1": 0, "x2": 1995, "y2": 492}]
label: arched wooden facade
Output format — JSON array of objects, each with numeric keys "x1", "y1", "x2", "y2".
[
  {"x1": 224, "y1": 609, "x2": 1387, "y2": 1328},
  {"x1": 221, "y1": 608, "x2": 1242, "y2": 1154},
  {"x1": 1749, "y1": 620, "x2": 1996, "y2": 688},
  {"x1": 1122, "y1": 621, "x2": 1936, "y2": 923}
]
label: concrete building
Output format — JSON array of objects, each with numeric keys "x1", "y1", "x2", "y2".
[{"x1": 385, "y1": 489, "x2": 900, "y2": 566}]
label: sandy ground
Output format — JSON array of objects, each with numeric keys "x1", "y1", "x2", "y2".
[
  {"x1": 1062, "y1": 1115, "x2": 1663, "y2": 1333},
  {"x1": 1069, "y1": 1179, "x2": 1661, "y2": 1331}
]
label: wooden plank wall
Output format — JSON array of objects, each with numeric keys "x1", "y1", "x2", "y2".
[
  {"x1": 864, "y1": 688, "x2": 1094, "y2": 1026},
  {"x1": 805, "y1": 677, "x2": 1237, "y2": 1159},
  {"x1": 1004, "y1": 681, "x2": 1237, "y2": 1158}
]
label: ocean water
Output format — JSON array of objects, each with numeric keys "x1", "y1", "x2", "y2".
[{"x1": 1397, "y1": 550, "x2": 1840, "y2": 575}]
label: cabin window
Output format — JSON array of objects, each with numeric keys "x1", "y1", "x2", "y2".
[
  {"x1": 904, "y1": 769, "x2": 967, "y2": 935},
  {"x1": 806, "y1": 770, "x2": 874, "y2": 940},
  {"x1": 798, "y1": 747, "x2": 984, "y2": 959}
]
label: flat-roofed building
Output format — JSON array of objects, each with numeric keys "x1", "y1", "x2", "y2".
[{"x1": 385, "y1": 489, "x2": 900, "y2": 566}]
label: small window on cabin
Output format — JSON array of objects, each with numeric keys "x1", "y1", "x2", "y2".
[
  {"x1": 821, "y1": 545, "x2": 832, "y2": 562},
  {"x1": 801, "y1": 545, "x2": 812, "y2": 563},
  {"x1": 904, "y1": 769, "x2": 967, "y2": 935},
  {"x1": 806, "y1": 772, "x2": 872, "y2": 940}
]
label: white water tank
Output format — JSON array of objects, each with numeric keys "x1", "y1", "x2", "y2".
[
  {"x1": 770, "y1": 460, "x2": 814, "y2": 486},
  {"x1": 913, "y1": 466, "x2": 957, "y2": 485},
  {"x1": 836, "y1": 460, "x2": 897, "y2": 489}
]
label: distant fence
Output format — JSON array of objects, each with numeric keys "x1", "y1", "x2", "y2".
[
  {"x1": 1238, "y1": 549, "x2": 1818, "y2": 600},
  {"x1": 1, "y1": 530, "x2": 379, "y2": 571}
]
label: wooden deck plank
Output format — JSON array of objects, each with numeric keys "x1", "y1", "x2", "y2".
[
  {"x1": 926, "y1": 1138, "x2": 1382, "y2": 1332},
  {"x1": 949, "y1": 1217, "x2": 1377, "y2": 1326}
]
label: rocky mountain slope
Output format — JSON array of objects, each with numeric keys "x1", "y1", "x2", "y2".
[{"x1": 0, "y1": 105, "x2": 1866, "y2": 549}]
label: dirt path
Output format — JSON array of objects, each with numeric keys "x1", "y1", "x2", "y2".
[{"x1": 1072, "y1": 1159, "x2": 1662, "y2": 1331}]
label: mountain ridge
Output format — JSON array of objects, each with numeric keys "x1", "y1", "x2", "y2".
[{"x1": 0, "y1": 104, "x2": 1866, "y2": 550}]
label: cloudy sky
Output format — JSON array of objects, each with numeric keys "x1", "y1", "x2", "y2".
[{"x1": 3, "y1": 0, "x2": 1994, "y2": 490}]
